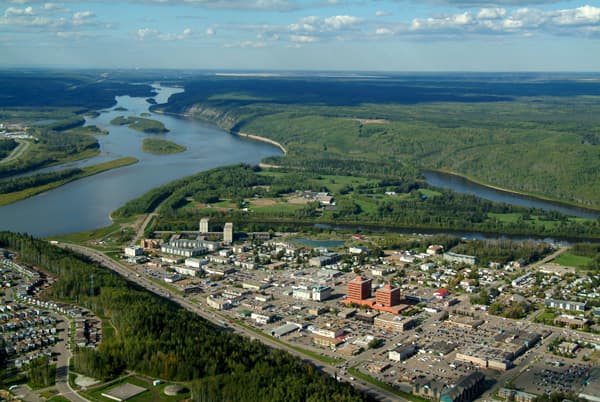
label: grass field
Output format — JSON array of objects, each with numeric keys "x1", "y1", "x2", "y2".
[
  {"x1": 553, "y1": 252, "x2": 594, "y2": 269},
  {"x1": 83, "y1": 375, "x2": 189, "y2": 402}
]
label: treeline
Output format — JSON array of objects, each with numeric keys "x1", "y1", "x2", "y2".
[
  {"x1": 450, "y1": 240, "x2": 552, "y2": 265},
  {"x1": 0, "y1": 130, "x2": 98, "y2": 179},
  {"x1": 570, "y1": 243, "x2": 600, "y2": 270},
  {"x1": 0, "y1": 232, "x2": 367, "y2": 401},
  {"x1": 0, "y1": 168, "x2": 81, "y2": 194},
  {"x1": 0, "y1": 139, "x2": 18, "y2": 159},
  {"x1": 261, "y1": 156, "x2": 419, "y2": 181}
]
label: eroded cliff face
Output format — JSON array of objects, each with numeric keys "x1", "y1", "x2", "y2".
[{"x1": 185, "y1": 104, "x2": 238, "y2": 131}]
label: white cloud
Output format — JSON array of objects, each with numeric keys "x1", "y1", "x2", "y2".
[
  {"x1": 206, "y1": 26, "x2": 216, "y2": 36},
  {"x1": 72, "y1": 10, "x2": 95, "y2": 25},
  {"x1": 323, "y1": 15, "x2": 362, "y2": 30},
  {"x1": 4, "y1": 6, "x2": 34, "y2": 17},
  {"x1": 375, "y1": 27, "x2": 393, "y2": 35},
  {"x1": 137, "y1": 27, "x2": 158, "y2": 40},
  {"x1": 225, "y1": 40, "x2": 267, "y2": 48},
  {"x1": 375, "y1": 11, "x2": 391, "y2": 17},
  {"x1": 477, "y1": 8, "x2": 506, "y2": 19},
  {"x1": 290, "y1": 34, "x2": 319, "y2": 42},
  {"x1": 552, "y1": 5, "x2": 600, "y2": 26}
]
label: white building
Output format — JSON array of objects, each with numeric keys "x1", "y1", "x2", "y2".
[{"x1": 124, "y1": 246, "x2": 143, "y2": 257}]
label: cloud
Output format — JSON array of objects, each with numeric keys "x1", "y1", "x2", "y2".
[
  {"x1": 323, "y1": 15, "x2": 362, "y2": 30},
  {"x1": 206, "y1": 26, "x2": 216, "y2": 36},
  {"x1": 4, "y1": 6, "x2": 35, "y2": 17},
  {"x1": 477, "y1": 7, "x2": 506, "y2": 19},
  {"x1": 290, "y1": 34, "x2": 319, "y2": 42},
  {"x1": 375, "y1": 27, "x2": 394, "y2": 35},
  {"x1": 375, "y1": 11, "x2": 391, "y2": 17},
  {"x1": 136, "y1": 27, "x2": 193, "y2": 41},
  {"x1": 72, "y1": 10, "x2": 95, "y2": 25},
  {"x1": 225, "y1": 40, "x2": 267, "y2": 47}
]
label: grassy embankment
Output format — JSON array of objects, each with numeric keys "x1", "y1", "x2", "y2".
[
  {"x1": 0, "y1": 157, "x2": 138, "y2": 206},
  {"x1": 141, "y1": 138, "x2": 186, "y2": 154},
  {"x1": 110, "y1": 116, "x2": 169, "y2": 134}
]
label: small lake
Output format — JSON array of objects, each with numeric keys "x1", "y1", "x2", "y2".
[
  {"x1": 422, "y1": 170, "x2": 598, "y2": 219},
  {"x1": 292, "y1": 238, "x2": 345, "y2": 248},
  {"x1": 0, "y1": 85, "x2": 283, "y2": 237}
]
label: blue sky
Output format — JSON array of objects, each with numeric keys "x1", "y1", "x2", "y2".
[{"x1": 1, "y1": 0, "x2": 599, "y2": 70}]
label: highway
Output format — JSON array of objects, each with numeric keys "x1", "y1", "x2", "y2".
[{"x1": 59, "y1": 243, "x2": 404, "y2": 402}]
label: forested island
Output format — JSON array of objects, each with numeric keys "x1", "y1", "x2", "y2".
[
  {"x1": 142, "y1": 138, "x2": 186, "y2": 154},
  {"x1": 110, "y1": 115, "x2": 169, "y2": 134}
]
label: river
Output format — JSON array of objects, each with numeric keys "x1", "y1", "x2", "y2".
[
  {"x1": 423, "y1": 170, "x2": 598, "y2": 219},
  {"x1": 0, "y1": 85, "x2": 283, "y2": 237}
]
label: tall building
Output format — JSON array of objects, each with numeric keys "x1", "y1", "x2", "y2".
[
  {"x1": 199, "y1": 218, "x2": 209, "y2": 233},
  {"x1": 376, "y1": 284, "x2": 401, "y2": 307},
  {"x1": 347, "y1": 276, "x2": 372, "y2": 301},
  {"x1": 223, "y1": 222, "x2": 233, "y2": 243}
]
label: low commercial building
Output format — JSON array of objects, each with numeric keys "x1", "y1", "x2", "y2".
[
  {"x1": 374, "y1": 314, "x2": 417, "y2": 332},
  {"x1": 311, "y1": 285, "x2": 332, "y2": 301},
  {"x1": 545, "y1": 298, "x2": 586, "y2": 312},
  {"x1": 173, "y1": 266, "x2": 199, "y2": 277},
  {"x1": 443, "y1": 252, "x2": 478, "y2": 265},
  {"x1": 206, "y1": 294, "x2": 231, "y2": 310},
  {"x1": 440, "y1": 371, "x2": 485, "y2": 402},
  {"x1": 456, "y1": 345, "x2": 512, "y2": 371},
  {"x1": 124, "y1": 246, "x2": 143, "y2": 257},
  {"x1": 498, "y1": 388, "x2": 537, "y2": 402},
  {"x1": 311, "y1": 334, "x2": 343, "y2": 348},
  {"x1": 270, "y1": 323, "x2": 302, "y2": 338},
  {"x1": 388, "y1": 344, "x2": 418, "y2": 362},
  {"x1": 554, "y1": 314, "x2": 590, "y2": 328},
  {"x1": 185, "y1": 258, "x2": 206, "y2": 268},
  {"x1": 250, "y1": 312, "x2": 272, "y2": 325},
  {"x1": 309, "y1": 253, "x2": 339, "y2": 267},
  {"x1": 311, "y1": 327, "x2": 343, "y2": 339}
]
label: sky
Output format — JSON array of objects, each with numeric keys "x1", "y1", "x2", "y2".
[{"x1": 0, "y1": 0, "x2": 599, "y2": 71}]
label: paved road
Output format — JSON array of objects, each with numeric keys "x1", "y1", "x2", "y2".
[
  {"x1": 59, "y1": 243, "x2": 404, "y2": 402},
  {"x1": 51, "y1": 313, "x2": 91, "y2": 402}
]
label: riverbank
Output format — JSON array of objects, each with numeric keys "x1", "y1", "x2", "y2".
[
  {"x1": 230, "y1": 131, "x2": 287, "y2": 155},
  {"x1": 427, "y1": 168, "x2": 600, "y2": 215},
  {"x1": 0, "y1": 157, "x2": 138, "y2": 206}
]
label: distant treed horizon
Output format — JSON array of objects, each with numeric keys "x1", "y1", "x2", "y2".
[{"x1": 0, "y1": 0, "x2": 599, "y2": 71}]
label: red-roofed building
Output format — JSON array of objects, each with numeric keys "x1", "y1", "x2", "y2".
[{"x1": 434, "y1": 289, "x2": 450, "y2": 299}]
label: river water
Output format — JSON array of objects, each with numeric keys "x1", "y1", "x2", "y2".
[
  {"x1": 0, "y1": 85, "x2": 283, "y2": 237},
  {"x1": 423, "y1": 170, "x2": 598, "y2": 219}
]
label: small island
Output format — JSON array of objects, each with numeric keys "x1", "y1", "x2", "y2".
[
  {"x1": 142, "y1": 138, "x2": 186, "y2": 155},
  {"x1": 110, "y1": 115, "x2": 169, "y2": 134}
]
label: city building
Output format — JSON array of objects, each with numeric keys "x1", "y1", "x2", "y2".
[
  {"x1": 312, "y1": 285, "x2": 332, "y2": 301},
  {"x1": 199, "y1": 217, "x2": 209, "y2": 233},
  {"x1": 412, "y1": 377, "x2": 445, "y2": 401},
  {"x1": 456, "y1": 345, "x2": 512, "y2": 371},
  {"x1": 427, "y1": 245, "x2": 444, "y2": 256},
  {"x1": 374, "y1": 314, "x2": 417, "y2": 332},
  {"x1": 376, "y1": 284, "x2": 401, "y2": 307},
  {"x1": 439, "y1": 371, "x2": 485, "y2": 402},
  {"x1": 545, "y1": 298, "x2": 587, "y2": 312},
  {"x1": 206, "y1": 294, "x2": 232, "y2": 310},
  {"x1": 173, "y1": 266, "x2": 199, "y2": 277},
  {"x1": 554, "y1": 314, "x2": 590, "y2": 329},
  {"x1": 270, "y1": 323, "x2": 302, "y2": 338},
  {"x1": 309, "y1": 253, "x2": 339, "y2": 267},
  {"x1": 185, "y1": 258, "x2": 206, "y2": 268},
  {"x1": 498, "y1": 388, "x2": 538, "y2": 402},
  {"x1": 347, "y1": 276, "x2": 372, "y2": 301},
  {"x1": 124, "y1": 246, "x2": 143, "y2": 257},
  {"x1": 223, "y1": 222, "x2": 233, "y2": 243},
  {"x1": 388, "y1": 344, "x2": 418, "y2": 362},
  {"x1": 443, "y1": 252, "x2": 478, "y2": 265}
]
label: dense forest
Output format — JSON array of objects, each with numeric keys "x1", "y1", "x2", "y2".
[
  {"x1": 155, "y1": 74, "x2": 600, "y2": 208},
  {"x1": 450, "y1": 240, "x2": 552, "y2": 265},
  {"x1": 114, "y1": 164, "x2": 600, "y2": 240},
  {"x1": 0, "y1": 232, "x2": 367, "y2": 402},
  {"x1": 0, "y1": 139, "x2": 18, "y2": 160}
]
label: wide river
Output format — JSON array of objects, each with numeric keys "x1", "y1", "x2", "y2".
[{"x1": 0, "y1": 85, "x2": 282, "y2": 237}]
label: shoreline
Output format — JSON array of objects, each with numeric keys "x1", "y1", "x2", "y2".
[
  {"x1": 152, "y1": 108, "x2": 288, "y2": 156},
  {"x1": 427, "y1": 168, "x2": 600, "y2": 215},
  {"x1": 230, "y1": 131, "x2": 287, "y2": 155}
]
